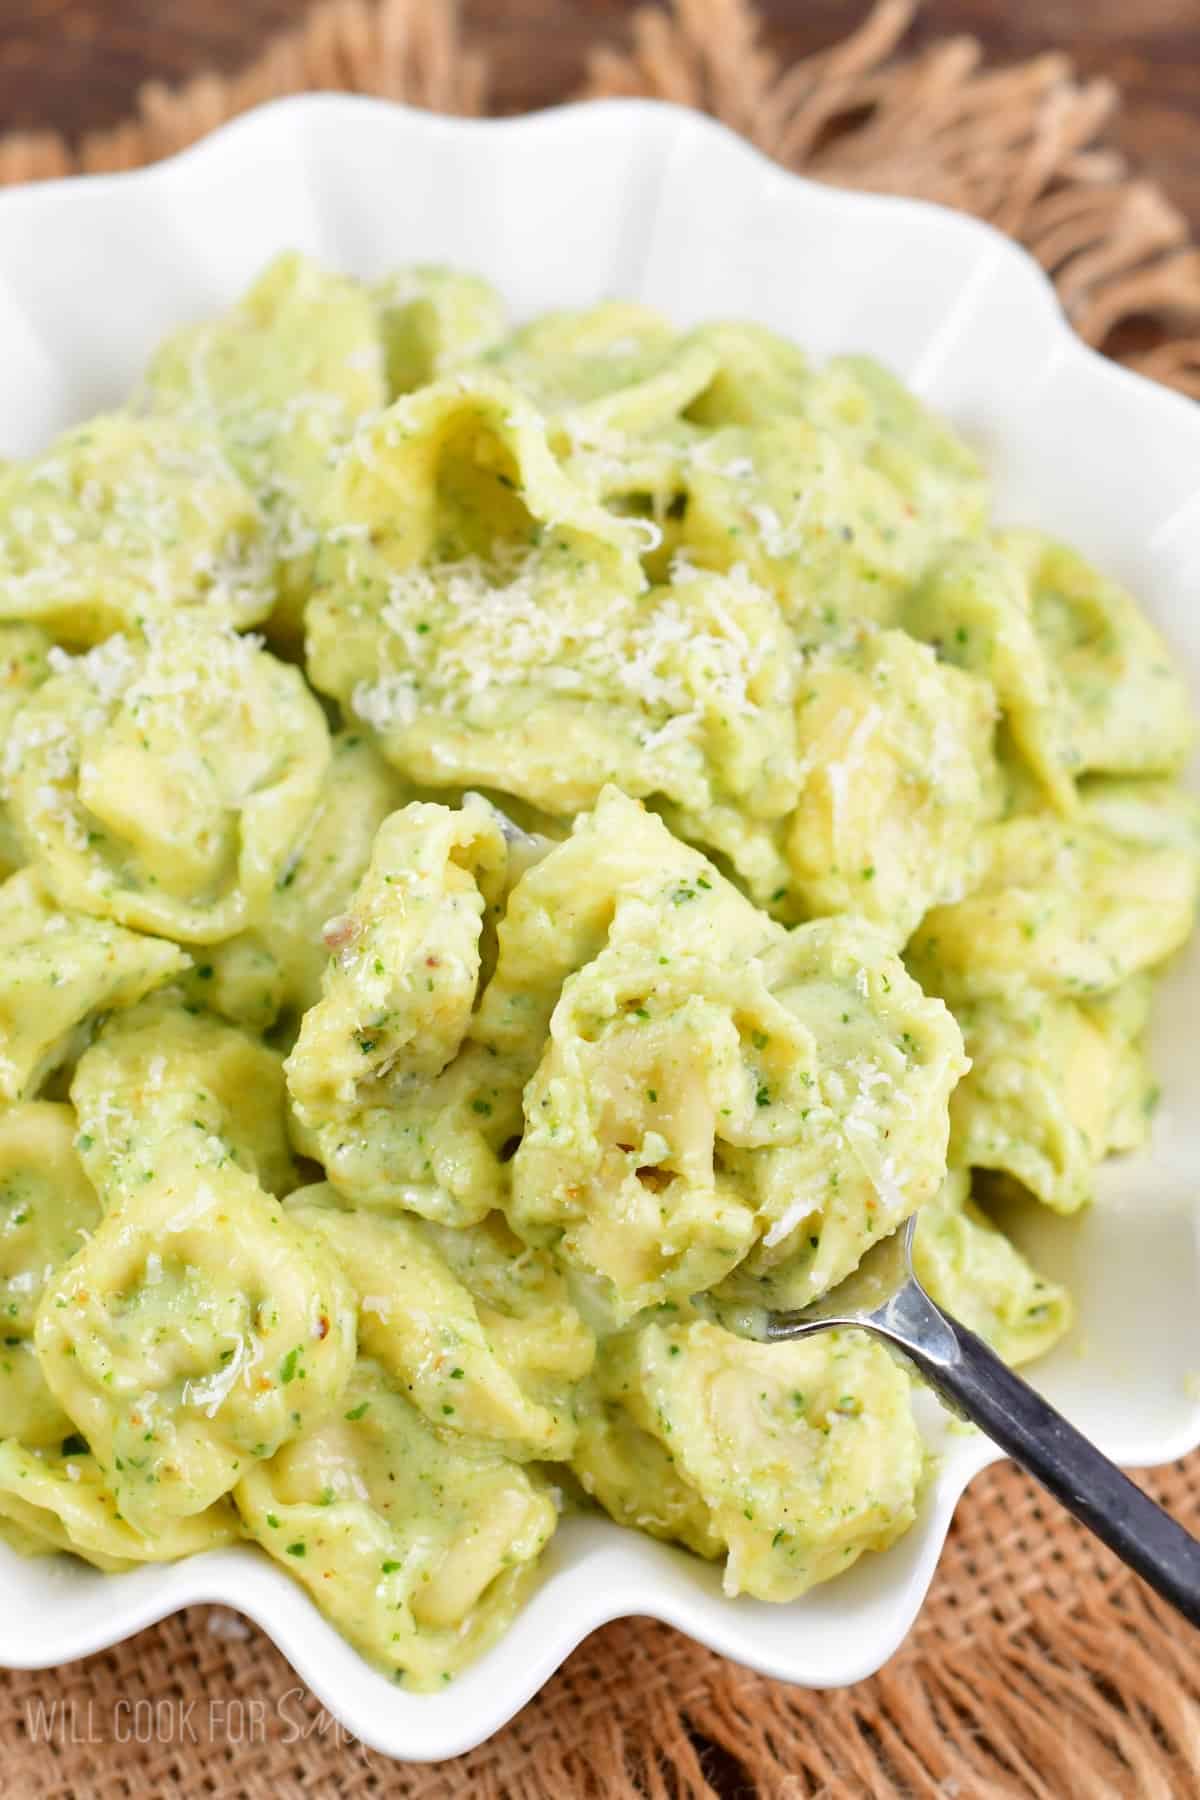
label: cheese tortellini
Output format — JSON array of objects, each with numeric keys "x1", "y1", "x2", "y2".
[
  {"x1": 287, "y1": 1188, "x2": 593, "y2": 1460},
  {"x1": 0, "y1": 253, "x2": 1192, "y2": 1691},
  {"x1": 6, "y1": 620, "x2": 330, "y2": 941},
  {"x1": 236, "y1": 1358, "x2": 556, "y2": 1689},
  {"x1": 71, "y1": 996, "x2": 297, "y2": 1206},
  {"x1": 912, "y1": 1170, "x2": 1073, "y2": 1367},
  {"x1": 35, "y1": 1133, "x2": 355, "y2": 1531},
  {"x1": 285, "y1": 789, "x2": 965, "y2": 1318},
  {"x1": 147, "y1": 252, "x2": 387, "y2": 647},
  {"x1": 171, "y1": 730, "x2": 409, "y2": 1033},
  {"x1": 776, "y1": 626, "x2": 995, "y2": 937},
  {"x1": 909, "y1": 812, "x2": 1199, "y2": 1003},
  {"x1": 943, "y1": 989, "x2": 1153, "y2": 1214},
  {"x1": 1000, "y1": 530, "x2": 1193, "y2": 779},
  {"x1": 507, "y1": 793, "x2": 967, "y2": 1317},
  {"x1": 375, "y1": 265, "x2": 507, "y2": 395},
  {"x1": 573, "y1": 1319, "x2": 923, "y2": 1601},
  {"x1": 0, "y1": 1103, "x2": 99, "y2": 1338},
  {"x1": 0, "y1": 415, "x2": 274, "y2": 644},
  {"x1": 0, "y1": 1104, "x2": 99, "y2": 1447},
  {"x1": 0, "y1": 623, "x2": 52, "y2": 874},
  {"x1": 907, "y1": 788, "x2": 1199, "y2": 1213},
  {"x1": 0, "y1": 1439, "x2": 240, "y2": 1571},
  {"x1": 0, "y1": 870, "x2": 187, "y2": 1103},
  {"x1": 286, "y1": 795, "x2": 509, "y2": 1129}
]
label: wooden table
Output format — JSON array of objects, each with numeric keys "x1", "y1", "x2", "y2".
[{"x1": 3, "y1": 1, "x2": 1199, "y2": 231}]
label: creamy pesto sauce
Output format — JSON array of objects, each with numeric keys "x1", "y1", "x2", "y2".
[{"x1": 0, "y1": 252, "x2": 1192, "y2": 1687}]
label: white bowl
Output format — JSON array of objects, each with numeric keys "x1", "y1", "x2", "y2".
[{"x1": 1, "y1": 95, "x2": 1198, "y2": 1763}]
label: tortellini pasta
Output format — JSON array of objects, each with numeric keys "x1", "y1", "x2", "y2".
[
  {"x1": 944, "y1": 986, "x2": 1154, "y2": 1214},
  {"x1": 0, "y1": 870, "x2": 187, "y2": 1103},
  {"x1": 0, "y1": 1103, "x2": 99, "y2": 1337},
  {"x1": 1001, "y1": 530, "x2": 1192, "y2": 779},
  {"x1": 171, "y1": 731, "x2": 408, "y2": 1033},
  {"x1": 1078, "y1": 774, "x2": 1200, "y2": 855},
  {"x1": 35, "y1": 1133, "x2": 355, "y2": 1530},
  {"x1": 235, "y1": 1358, "x2": 557, "y2": 1689},
  {"x1": 308, "y1": 368, "x2": 812, "y2": 893},
  {"x1": 0, "y1": 415, "x2": 273, "y2": 644},
  {"x1": 0, "y1": 1439, "x2": 241, "y2": 1571},
  {"x1": 912, "y1": 1170, "x2": 1072, "y2": 1365},
  {"x1": 306, "y1": 371, "x2": 664, "y2": 811},
  {"x1": 303, "y1": 357, "x2": 1007, "y2": 932},
  {"x1": 286, "y1": 795, "x2": 509, "y2": 1130},
  {"x1": 375, "y1": 265, "x2": 507, "y2": 395},
  {"x1": 776, "y1": 625, "x2": 995, "y2": 937},
  {"x1": 71, "y1": 996, "x2": 296, "y2": 1206},
  {"x1": 287, "y1": 1187, "x2": 592, "y2": 1459},
  {"x1": 0, "y1": 1104, "x2": 100, "y2": 1446},
  {"x1": 147, "y1": 251, "x2": 387, "y2": 646},
  {"x1": 0, "y1": 252, "x2": 1192, "y2": 1691},
  {"x1": 794, "y1": 353, "x2": 988, "y2": 543},
  {"x1": 908, "y1": 812, "x2": 1199, "y2": 1003},
  {"x1": 283, "y1": 794, "x2": 517, "y2": 1223},
  {"x1": 1086, "y1": 977, "x2": 1160, "y2": 1152},
  {"x1": 573, "y1": 1319, "x2": 923, "y2": 1601},
  {"x1": 286, "y1": 788, "x2": 965, "y2": 1319},
  {"x1": 664, "y1": 419, "x2": 933, "y2": 627},
  {"x1": 909, "y1": 790, "x2": 1197, "y2": 1212},
  {"x1": 905, "y1": 540, "x2": 1078, "y2": 813},
  {"x1": 480, "y1": 301, "x2": 704, "y2": 421},
  {"x1": 510, "y1": 797, "x2": 966, "y2": 1317},
  {"x1": 0, "y1": 622, "x2": 52, "y2": 874},
  {"x1": 6, "y1": 619, "x2": 331, "y2": 942},
  {"x1": 0, "y1": 1343, "x2": 74, "y2": 1452}
]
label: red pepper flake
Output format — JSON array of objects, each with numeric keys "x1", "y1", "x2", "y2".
[{"x1": 321, "y1": 913, "x2": 360, "y2": 951}]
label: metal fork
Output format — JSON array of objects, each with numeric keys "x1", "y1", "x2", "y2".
[{"x1": 703, "y1": 1216, "x2": 1200, "y2": 1626}]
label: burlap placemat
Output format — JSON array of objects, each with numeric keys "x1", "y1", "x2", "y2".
[{"x1": 1, "y1": 4, "x2": 1198, "y2": 1794}]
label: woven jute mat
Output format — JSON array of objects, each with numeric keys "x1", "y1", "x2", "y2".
[{"x1": 1, "y1": 4, "x2": 1199, "y2": 1795}]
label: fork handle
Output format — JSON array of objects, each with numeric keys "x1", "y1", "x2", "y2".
[{"x1": 875, "y1": 1279, "x2": 1200, "y2": 1628}]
